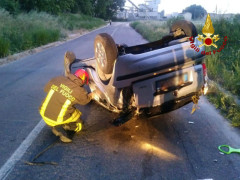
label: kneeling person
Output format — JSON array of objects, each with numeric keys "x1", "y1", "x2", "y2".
[{"x1": 39, "y1": 69, "x2": 93, "y2": 143}]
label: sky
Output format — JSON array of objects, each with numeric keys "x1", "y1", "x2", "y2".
[{"x1": 125, "y1": 0, "x2": 240, "y2": 15}]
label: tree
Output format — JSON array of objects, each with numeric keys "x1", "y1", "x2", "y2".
[
  {"x1": 233, "y1": 14, "x2": 240, "y2": 23},
  {"x1": 93, "y1": 0, "x2": 125, "y2": 19},
  {"x1": 0, "y1": 0, "x2": 20, "y2": 14},
  {"x1": 71, "y1": 0, "x2": 94, "y2": 15},
  {"x1": 183, "y1": 4, "x2": 207, "y2": 20},
  {"x1": 19, "y1": 0, "x2": 75, "y2": 14},
  {"x1": 18, "y1": 0, "x2": 125, "y2": 19},
  {"x1": 93, "y1": 0, "x2": 109, "y2": 19},
  {"x1": 106, "y1": 0, "x2": 125, "y2": 19}
]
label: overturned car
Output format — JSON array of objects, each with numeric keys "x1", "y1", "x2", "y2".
[{"x1": 71, "y1": 20, "x2": 208, "y2": 117}]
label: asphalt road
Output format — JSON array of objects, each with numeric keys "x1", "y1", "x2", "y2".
[{"x1": 0, "y1": 22, "x2": 240, "y2": 180}]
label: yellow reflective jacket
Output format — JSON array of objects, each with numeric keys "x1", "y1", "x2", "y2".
[{"x1": 39, "y1": 74, "x2": 91, "y2": 126}]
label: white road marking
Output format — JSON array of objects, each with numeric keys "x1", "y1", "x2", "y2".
[
  {"x1": 0, "y1": 120, "x2": 45, "y2": 180},
  {"x1": 111, "y1": 28, "x2": 118, "y2": 37}
]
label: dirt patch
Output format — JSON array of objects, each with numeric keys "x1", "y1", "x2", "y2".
[{"x1": 0, "y1": 29, "x2": 89, "y2": 66}]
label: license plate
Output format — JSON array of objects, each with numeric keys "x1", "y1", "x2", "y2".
[
  {"x1": 156, "y1": 73, "x2": 189, "y2": 93},
  {"x1": 183, "y1": 73, "x2": 188, "y2": 82}
]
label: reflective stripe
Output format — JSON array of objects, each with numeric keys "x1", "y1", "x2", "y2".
[
  {"x1": 42, "y1": 109, "x2": 81, "y2": 127},
  {"x1": 40, "y1": 89, "x2": 81, "y2": 127},
  {"x1": 75, "y1": 122, "x2": 82, "y2": 132},
  {"x1": 40, "y1": 89, "x2": 55, "y2": 117},
  {"x1": 57, "y1": 99, "x2": 71, "y2": 123}
]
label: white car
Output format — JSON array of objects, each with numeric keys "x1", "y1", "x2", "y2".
[{"x1": 71, "y1": 20, "x2": 208, "y2": 116}]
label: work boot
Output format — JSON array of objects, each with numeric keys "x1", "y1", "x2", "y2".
[
  {"x1": 111, "y1": 111, "x2": 133, "y2": 127},
  {"x1": 63, "y1": 124, "x2": 73, "y2": 131},
  {"x1": 52, "y1": 127, "x2": 72, "y2": 143},
  {"x1": 63, "y1": 122, "x2": 83, "y2": 133},
  {"x1": 64, "y1": 51, "x2": 76, "y2": 77}
]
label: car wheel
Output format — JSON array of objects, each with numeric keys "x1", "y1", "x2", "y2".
[
  {"x1": 94, "y1": 33, "x2": 118, "y2": 75},
  {"x1": 170, "y1": 20, "x2": 198, "y2": 38}
]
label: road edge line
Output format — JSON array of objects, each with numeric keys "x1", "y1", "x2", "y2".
[{"x1": 0, "y1": 120, "x2": 45, "y2": 180}]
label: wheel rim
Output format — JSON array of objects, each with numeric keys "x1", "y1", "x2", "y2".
[
  {"x1": 96, "y1": 42, "x2": 106, "y2": 68},
  {"x1": 174, "y1": 28, "x2": 185, "y2": 37}
]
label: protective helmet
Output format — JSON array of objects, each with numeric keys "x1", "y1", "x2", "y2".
[{"x1": 74, "y1": 69, "x2": 89, "y2": 84}]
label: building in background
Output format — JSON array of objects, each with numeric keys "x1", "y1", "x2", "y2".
[
  {"x1": 117, "y1": 0, "x2": 163, "y2": 20},
  {"x1": 116, "y1": 0, "x2": 195, "y2": 21}
]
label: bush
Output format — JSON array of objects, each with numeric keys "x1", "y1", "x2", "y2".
[
  {"x1": 0, "y1": 10, "x2": 105, "y2": 57},
  {"x1": 58, "y1": 13, "x2": 105, "y2": 30},
  {"x1": 130, "y1": 21, "x2": 141, "y2": 29},
  {"x1": 0, "y1": 37, "x2": 10, "y2": 57},
  {"x1": 0, "y1": 10, "x2": 61, "y2": 54},
  {"x1": 0, "y1": 0, "x2": 19, "y2": 14},
  {"x1": 32, "y1": 27, "x2": 60, "y2": 46},
  {"x1": 207, "y1": 83, "x2": 240, "y2": 127}
]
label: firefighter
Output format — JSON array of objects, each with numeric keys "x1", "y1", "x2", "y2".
[{"x1": 39, "y1": 68, "x2": 94, "y2": 143}]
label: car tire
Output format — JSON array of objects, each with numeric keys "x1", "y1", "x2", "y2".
[
  {"x1": 94, "y1": 33, "x2": 118, "y2": 75},
  {"x1": 170, "y1": 20, "x2": 198, "y2": 38}
]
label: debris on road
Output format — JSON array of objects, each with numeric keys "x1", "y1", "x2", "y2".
[
  {"x1": 191, "y1": 95, "x2": 200, "y2": 114},
  {"x1": 218, "y1": 145, "x2": 240, "y2": 155},
  {"x1": 25, "y1": 139, "x2": 58, "y2": 166},
  {"x1": 188, "y1": 121, "x2": 195, "y2": 124}
]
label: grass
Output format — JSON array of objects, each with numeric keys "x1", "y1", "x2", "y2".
[
  {"x1": 130, "y1": 17, "x2": 240, "y2": 126},
  {"x1": 58, "y1": 13, "x2": 105, "y2": 31},
  {"x1": 130, "y1": 17, "x2": 184, "y2": 42},
  {"x1": 207, "y1": 82, "x2": 240, "y2": 127},
  {"x1": 130, "y1": 21, "x2": 169, "y2": 42},
  {"x1": 0, "y1": 9, "x2": 105, "y2": 58},
  {"x1": 0, "y1": 10, "x2": 60, "y2": 56}
]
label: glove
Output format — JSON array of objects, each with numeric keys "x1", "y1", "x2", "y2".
[
  {"x1": 88, "y1": 91, "x2": 97, "y2": 100},
  {"x1": 64, "y1": 51, "x2": 76, "y2": 77}
]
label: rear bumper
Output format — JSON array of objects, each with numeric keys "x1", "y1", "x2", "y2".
[
  {"x1": 142, "y1": 92, "x2": 200, "y2": 116},
  {"x1": 132, "y1": 65, "x2": 204, "y2": 108}
]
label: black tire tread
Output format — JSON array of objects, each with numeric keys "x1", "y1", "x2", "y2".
[
  {"x1": 170, "y1": 20, "x2": 198, "y2": 37},
  {"x1": 94, "y1": 33, "x2": 118, "y2": 74}
]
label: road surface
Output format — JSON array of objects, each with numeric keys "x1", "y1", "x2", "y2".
[{"x1": 0, "y1": 22, "x2": 240, "y2": 180}]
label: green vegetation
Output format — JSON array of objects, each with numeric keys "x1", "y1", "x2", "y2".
[
  {"x1": 130, "y1": 21, "x2": 169, "y2": 42},
  {"x1": 0, "y1": 0, "x2": 125, "y2": 58},
  {"x1": 0, "y1": 10, "x2": 105, "y2": 58},
  {"x1": 2, "y1": 0, "x2": 125, "y2": 19},
  {"x1": 130, "y1": 16, "x2": 240, "y2": 126},
  {"x1": 130, "y1": 17, "x2": 185, "y2": 42},
  {"x1": 58, "y1": 13, "x2": 105, "y2": 31},
  {"x1": 200, "y1": 18, "x2": 240, "y2": 126},
  {"x1": 201, "y1": 18, "x2": 240, "y2": 96},
  {"x1": 207, "y1": 82, "x2": 240, "y2": 127},
  {"x1": 0, "y1": 10, "x2": 60, "y2": 56},
  {"x1": 183, "y1": 4, "x2": 207, "y2": 20}
]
